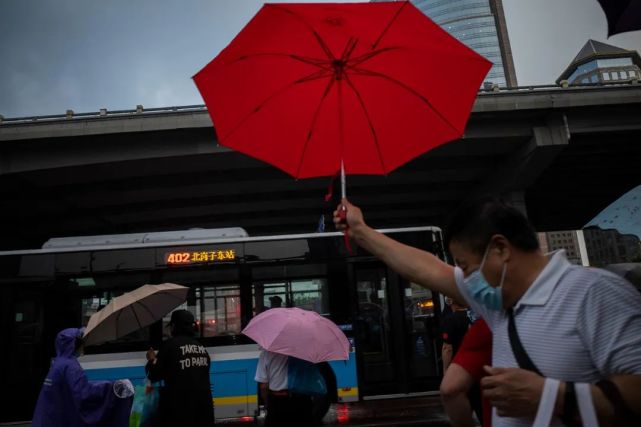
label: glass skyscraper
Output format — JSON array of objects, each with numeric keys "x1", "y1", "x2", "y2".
[{"x1": 372, "y1": 0, "x2": 518, "y2": 87}]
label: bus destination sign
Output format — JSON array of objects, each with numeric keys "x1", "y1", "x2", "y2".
[{"x1": 165, "y1": 249, "x2": 236, "y2": 265}]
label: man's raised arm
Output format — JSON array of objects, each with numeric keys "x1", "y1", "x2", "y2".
[{"x1": 334, "y1": 198, "x2": 463, "y2": 302}]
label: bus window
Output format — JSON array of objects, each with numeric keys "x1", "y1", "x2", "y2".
[
  {"x1": 252, "y1": 279, "x2": 329, "y2": 315},
  {"x1": 291, "y1": 278, "x2": 328, "y2": 315},
  {"x1": 161, "y1": 286, "x2": 242, "y2": 338},
  {"x1": 201, "y1": 285, "x2": 242, "y2": 337},
  {"x1": 252, "y1": 282, "x2": 287, "y2": 314}
]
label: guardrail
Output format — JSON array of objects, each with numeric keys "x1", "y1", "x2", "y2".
[{"x1": 1, "y1": 80, "x2": 638, "y2": 125}]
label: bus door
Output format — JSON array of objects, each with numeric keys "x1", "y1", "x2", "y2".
[
  {"x1": 5, "y1": 288, "x2": 46, "y2": 422},
  {"x1": 353, "y1": 262, "x2": 442, "y2": 398},
  {"x1": 402, "y1": 280, "x2": 442, "y2": 392}
]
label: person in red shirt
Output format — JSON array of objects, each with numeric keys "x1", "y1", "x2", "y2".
[{"x1": 440, "y1": 317, "x2": 492, "y2": 427}]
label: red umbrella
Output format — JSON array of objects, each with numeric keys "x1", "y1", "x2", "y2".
[{"x1": 193, "y1": 1, "x2": 490, "y2": 199}]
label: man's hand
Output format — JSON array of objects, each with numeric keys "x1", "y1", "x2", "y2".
[
  {"x1": 333, "y1": 198, "x2": 365, "y2": 236},
  {"x1": 481, "y1": 366, "x2": 545, "y2": 417}
]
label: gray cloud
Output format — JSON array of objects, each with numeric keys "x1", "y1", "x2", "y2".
[{"x1": 1, "y1": 0, "x2": 639, "y2": 117}]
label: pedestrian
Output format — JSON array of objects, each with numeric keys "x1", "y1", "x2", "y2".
[
  {"x1": 269, "y1": 295, "x2": 283, "y2": 308},
  {"x1": 255, "y1": 349, "x2": 314, "y2": 426},
  {"x1": 439, "y1": 297, "x2": 489, "y2": 427},
  {"x1": 146, "y1": 309, "x2": 214, "y2": 427},
  {"x1": 440, "y1": 296, "x2": 470, "y2": 372},
  {"x1": 441, "y1": 318, "x2": 492, "y2": 427},
  {"x1": 32, "y1": 327, "x2": 133, "y2": 427},
  {"x1": 334, "y1": 196, "x2": 641, "y2": 426}
]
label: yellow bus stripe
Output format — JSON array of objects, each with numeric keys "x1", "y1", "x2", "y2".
[
  {"x1": 214, "y1": 387, "x2": 358, "y2": 405},
  {"x1": 338, "y1": 387, "x2": 358, "y2": 397},
  {"x1": 213, "y1": 395, "x2": 258, "y2": 405}
]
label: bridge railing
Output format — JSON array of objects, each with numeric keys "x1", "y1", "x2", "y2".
[{"x1": 1, "y1": 80, "x2": 639, "y2": 125}]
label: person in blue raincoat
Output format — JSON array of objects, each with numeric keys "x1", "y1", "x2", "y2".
[{"x1": 32, "y1": 327, "x2": 133, "y2": 427}]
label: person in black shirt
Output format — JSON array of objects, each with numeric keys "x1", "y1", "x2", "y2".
[
  {"x1": 146, "y1": 310, "x2": 215, "y2": 427},
  {"x1": 440, "y1": 297, "x2": 470, "y2": 371}
]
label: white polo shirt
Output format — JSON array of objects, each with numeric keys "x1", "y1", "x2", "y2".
[
  {"x1": 255, "y1": 350, "x2": 289, "y2": 391},
  {"x1": 455, "y1": 250, "x2": 641, "y2": 427}
]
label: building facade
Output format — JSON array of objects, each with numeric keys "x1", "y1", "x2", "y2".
[
  {"x1": 372, "y1": 0, "x2": 518, "y2": 87},
  {"x1": 582, "y1": 227, "x2": 641, "y2": 267},
  {"x1": 541, "y1": 228, "x2": 641, "y2": 267},
  {"x1": 543, "y1": 230, "x2": 590, "y2": 266},
  {"x1": 557, "y1": 39, "x2": 641, "y2": 85}
]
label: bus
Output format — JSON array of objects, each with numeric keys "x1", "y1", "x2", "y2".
[{"x1": 0, "y1": 226, "x2": 448, "y2": 423}]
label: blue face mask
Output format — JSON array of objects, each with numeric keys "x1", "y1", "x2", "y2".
[{"x1": 462, "y1": 244, "x2": 507, "y2": 311}]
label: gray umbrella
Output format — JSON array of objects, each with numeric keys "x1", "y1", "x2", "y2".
[{"x1": 83, "y1": 283, "x2": 189, "y2": 346}]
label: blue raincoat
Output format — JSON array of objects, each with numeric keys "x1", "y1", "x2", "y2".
[{"x1": 32, "y1": 328, "x2": 132, "y2": 427}]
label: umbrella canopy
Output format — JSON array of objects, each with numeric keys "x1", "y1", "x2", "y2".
[
  {"x1": 597, "y1": 0, "x2": 641, "y2": 36},
  {"x1": 242, "y1": 307, "x2": 349, "y2": 363},
  {"x1": 193, "y1": 1, "x2": 491, "y2": 180},
  {"x1": 83, "y1": 283, "x2": 189, "y2": 346}
]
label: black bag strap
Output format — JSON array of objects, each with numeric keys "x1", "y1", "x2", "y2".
[{"x1": 507, "y1": 308, "x2": 543, "y2": 376}]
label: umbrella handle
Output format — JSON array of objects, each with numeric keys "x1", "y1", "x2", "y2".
[{"x1": 339, "y1": 205, "x2": 353, "y2": 255}]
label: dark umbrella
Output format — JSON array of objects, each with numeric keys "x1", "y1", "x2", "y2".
[{"x1": 597, "y1": 0, "x2": 641, "y2": 36}]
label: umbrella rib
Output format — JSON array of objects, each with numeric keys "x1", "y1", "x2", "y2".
[
  {"x1": 349, "y1": 66, "x2": 463, "y2": 135},
  {"x1": 130, "y1": 303, "x2": 144, "y2": 333},
  {"x1": 295, "y1": 76, "x2": 337, "y2": 178},
  {"x1": 131, "y1": 289, "x2": 187, "y2": 327},
  {"x1": 219, "y1": 69, "x2": 332, "y2": 143},
  {"x1": 372, "y1": 1, "x2": 409, "y2": 49},
  {"x1": 135, "y1": 299, "x2": 161, "y2": 320},
  {"x1": 340, "y1": 37, "x2": 359, "y2": 62},
  {"x1": 268, "y1": 4, "x2": 336, "y2": 61},
  {"x1": 349, "y1": 45, "x2": 491, "y2": 70},
  {"x1": 226, "y1": 52, "x2": 332, "y2": 71},
  {"x1": 348, "y1": 46, "x2": 401, "y2": 68},
  {"x1": 114, "y1": 306, "x2": 124, "y2": 340},
  {"x1": 342, "y1": 73, "x2": 387, "y2": 173}
]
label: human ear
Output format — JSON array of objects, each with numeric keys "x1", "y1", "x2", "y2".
[{"x1": 490, "y1": 234, "x2": 511, "y2": 261}]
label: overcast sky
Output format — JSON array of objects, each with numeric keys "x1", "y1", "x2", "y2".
[{"x1": 0, "y1": 0, "x2": 639, "y2": 118}]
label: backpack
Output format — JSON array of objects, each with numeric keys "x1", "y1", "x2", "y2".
[{"x1": 287, "y1": 357, "x2": 327, "y2": 396}]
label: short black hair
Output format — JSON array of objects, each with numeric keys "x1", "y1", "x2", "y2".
[
  {"x1": 445, "y1": 195, "x2": 539, "y2": 254},
  {"x1": 169, "y1": 309, "x2": 196, "y2": 337}
]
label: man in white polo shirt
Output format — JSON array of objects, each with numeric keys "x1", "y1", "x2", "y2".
[
  {"x1": 255, "y1": 349, "x2": 313, "y2": 426},
  {"x1": 333, "y1": 196, "x2": 641, "y2": 427}
]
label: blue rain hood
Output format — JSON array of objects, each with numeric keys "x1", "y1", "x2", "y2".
[
  {"x1": 56, "y1": 327, "x2": 83, "y2": 357},
  {"x1": 32, "y1": 328, "x2": 132, "y2": 427}
]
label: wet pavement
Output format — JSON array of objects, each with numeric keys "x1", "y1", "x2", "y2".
[
  {"x1": 220, "y1": 395, "x2": 457, "y2": 426},
  {"x1": 1, "y1": 396, "x2": 460, "y2": 427},
  {"x1": 318, "y1": 395, "x2": 452, "y2": 426}
]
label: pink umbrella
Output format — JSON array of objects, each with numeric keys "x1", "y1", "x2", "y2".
[{"x1": 242, "y1": 307, "x2": 349, "y2": 363}]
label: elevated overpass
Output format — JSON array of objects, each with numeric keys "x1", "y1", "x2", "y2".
[{"x1": 1, "y1": 84, "x2": 640, "y2": 250}]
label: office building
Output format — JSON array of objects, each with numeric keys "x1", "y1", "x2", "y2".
[
  {"x1": 543, "y1": 230, "x2": 590, "y2": 266},
  {"x1": 372, "y1": 0, "x2": 518, "y2": 87},
  {"x1": 582, "y1": 226, "x2": 641, "y2": 266},
  {"x1": 557, "y1": 39, "x2": 641, "y2": 85}
]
